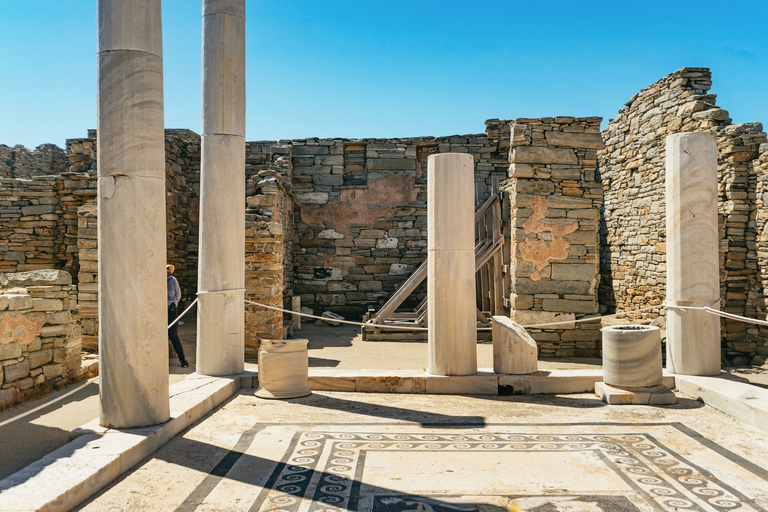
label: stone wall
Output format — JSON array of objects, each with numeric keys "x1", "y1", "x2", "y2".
[
  {"x1": 77, "y1": 202, "x2": 97, "y2": 350},
  {"x1": 753, "y1": 142, "x2": 768, "y2": 366},
  {"x1": 164, "y1": 131, "x2": 201, "y2": 302},
  {"x1": 70, "y1": 131, "x2": 202, "y2": 351},
  {"x1": 0, "y1": 174, "x2": 96, "y2": 276},
  {"x1": 243, "y1": 144, "x2": 294, "y2": 350},
  {"x1": 0, "y1": 143, "x2": 71, "y2": 179},
  {"x1": 717, "y1": 124, "x2": 767, "y2": 362},
  {"x1": 286, "y1": 129, "x2": 510, "y2": 317},
  {"x1": 599, "y1": 67, "x2": 768, "y2": 363},
  {"x1": 0, "y1": 270, "x2": 83, "y2": 409},
  {"x1": 506, "y1": 117, "x2": 605, "y2": 357}
]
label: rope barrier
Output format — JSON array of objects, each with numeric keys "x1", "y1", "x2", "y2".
[
  {"x1": 168, "y1": 298, "x2": 198, "y2": 330},
  {"x1": 242, "y1": 295, "x2": 768, "y2": 332},
  {"x1": 244, "y1": 299, "x2": 430, "y2": 330},
  {"x1": 243, "y1": 299, "x2": 652, "y2": 330},
  {"x1": 704, "y1": 307, "x2": 768, "y2": 327},
  {"x1": 197, "y1": 288, "x2": 246, "y2": 296},
  {"x1": 664, "y1": 298, "x2": 722, "y2": 312}
]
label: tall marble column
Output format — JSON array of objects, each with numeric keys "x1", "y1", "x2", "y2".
[
  {"x1": 197, "y1": 0, "x2": 246, "y2": 376},
  {"x1": 666, "y1": 132, "x2": 721, "y2": 375},
  {"x1": 427, "y1": 153, "x2": 477, "y2": 376},
  {"x1": 97, "y1": 0, "x2": 169, "y2": 427}
]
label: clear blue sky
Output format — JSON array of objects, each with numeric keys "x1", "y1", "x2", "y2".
[{"x1": 2, "y1": 1, "x2": 767, "y2": 149}]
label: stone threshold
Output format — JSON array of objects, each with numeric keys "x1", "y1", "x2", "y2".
[
  {"x1": 306, "y1": 368, "x2": 614, "y2": 395},
  {"x1": 2, "y1": 369, "x2": 766, "y2": 511},
  {"x1": 0, "y1": 372, "x2": 251, "y2": 512},
  {"x1": 675, "y1": 372, "x2": 768, "y2": 432}
]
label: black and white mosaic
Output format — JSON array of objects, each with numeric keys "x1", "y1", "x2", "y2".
[{"x1": 251, "y1": 431, "x2": 766, "y2": 512}]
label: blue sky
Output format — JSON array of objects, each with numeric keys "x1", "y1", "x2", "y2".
[{"x1": 2, "y1": 1, "x2": 767, "y2": 148}]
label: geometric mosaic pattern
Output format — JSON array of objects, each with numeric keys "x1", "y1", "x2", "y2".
[{"x1": 252, "y1": 431, "x2": 766, "y2": 512}]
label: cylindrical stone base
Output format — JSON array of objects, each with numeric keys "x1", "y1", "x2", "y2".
[
  {"x1": 255, "y1": 339, "x2": 311, "y2": 399},
  {"x1": 665, "y1": 132, "x2": 720, "y2": 376},
  {"x1": 427, "y1": 153, "x2": 477, "y2": 376},
  {"x1": 601, "y1": 325, "x2": 662, "y2": 388}
]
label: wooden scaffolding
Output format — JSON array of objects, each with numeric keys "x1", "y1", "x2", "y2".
[{"x1": 361, "y1": 178, "x2": 512, "y2": 340}]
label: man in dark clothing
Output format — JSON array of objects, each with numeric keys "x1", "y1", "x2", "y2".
[{"x1": 167, "y1": 264, "x2": 189, "y2": 368}]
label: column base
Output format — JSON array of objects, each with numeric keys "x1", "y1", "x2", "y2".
[{"x1": 595, "y1": 382, "x2": 676, "y2": 405}]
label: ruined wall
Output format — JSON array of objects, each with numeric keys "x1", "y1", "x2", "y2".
[
  {"x1": 506, "y1": 117, "x2": 604, "y2": 357},
  {"x1": 76, "y1": 202, "x2": 97, "y2": 350},
  {"x1": 753, "y1": 142, "x2": 768, "y2": 366},
  {"x1": 70, "y1": 131, "x2": 202, "y2": 351},
  {"x1": 243, "y1": 144, "x2": 294, "y2": 350},
  {"x1": 0, "y1": 174, "x2": 96, "y2": 276},
  {"x1": 164, "y1": 131, "x2": 201, "y2": 301},
  {"x1": 0, "y1": 144, "x2": 71, "y2": 179},
  {"x1": 288, "y1": 128, "x2": 510, "y2": 317},
  {"x1": 717, "y1": 124, "x2": 767, "y2": 362},
  {"x1": 0, "y1": 270, "x2": 83, "y2": 409},
  {"x1": 600, "y1": 67, "x2": 768, "y2": 363}
]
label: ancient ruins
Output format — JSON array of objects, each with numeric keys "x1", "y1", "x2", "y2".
[
  {"x1": 2, "y1": 64, "x2": 768, "y2": 409},
  {"x1": 2, "y1": 1, "x2": 768, "y2": 510}
]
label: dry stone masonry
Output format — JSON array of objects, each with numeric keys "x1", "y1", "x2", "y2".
[
  {"x1": 3, "y1": 66, "x2": 768, "y2": 363},
  {"x1": 244, "y1": 144, "x2": 294, "y2": 351},
  {"x1": 0, "y1": 143, "x2": 70, "y2": 179},
  {"x1": 0, "y1": 270, "x2": 83, "y2": 409},
  {"x1": 506, "y1": 117, "x2": 604, "y2": 357},
  {"x1": 289, "y1": 130, "x2": 510, "y2": 319},
  {"x1": 600, "y1": 67, "x2": 768, "y2": 364}
]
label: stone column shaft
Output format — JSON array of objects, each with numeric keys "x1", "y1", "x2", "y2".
[
  {"x1": 665, "y1": 132, "x2": 721, "y2": 375},
  {"x1": 197, "y1": 0, "x2": 246, "y2": 376},
  {"x1": 427, "y1": 153, "x2": 477, "y2": 376},
  {"x1": 97, "y1": 0, "x2": 169, "y2": 428}
]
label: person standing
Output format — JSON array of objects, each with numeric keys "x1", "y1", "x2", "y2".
[{"x1": 167, "y1": 264, "x2": 189, "y2": 368}]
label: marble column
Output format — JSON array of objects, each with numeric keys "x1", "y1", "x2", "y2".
[
  {"x1": 97, "y1": 0, "x2": 169, "y2": 428},
  {"x1": 666, "y1": 132, "x2": 721, "y2": 375},
  {"x1": 196, "y1": 0, "x2": 246, "y2": 376},
  {"x1": 427, "y1": 153, "x2": 477, "y2": 376}
]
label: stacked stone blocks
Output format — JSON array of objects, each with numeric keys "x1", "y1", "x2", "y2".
[
  {"x1": 600, "y1": 67, "x2": 768, "y2": 364},
  {"x1": 506, "y1": 117, "x2": 604, "y2": 357},
  {"x1": 0, "y1": 270, "x2": 82, "y2": 408}
]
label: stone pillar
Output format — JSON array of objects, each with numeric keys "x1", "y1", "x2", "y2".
[
  {"x1": 666, "y1": 132, "x2": 721, "y2": 375},
  {"x1": 197, "y1": 0, "x2": 246, "y2": 376},
  {"x1": 427, "y1": 153, "x2": 477, "y2": 376},
  {"x1": 97, "y1": 0, "x2": 169, "y2": 427}
]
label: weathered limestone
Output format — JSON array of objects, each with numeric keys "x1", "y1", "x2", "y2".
[
  {"x1": 255, "y1": 339, "x2": 311, "y2": 399},
  {"x1": 427, "y1": 153, "x2": 477, "y2": 376},
  {"x1": 97, "y1": 0, "x2": 169, "y2": 428},
  {"x1": 491, "y1": 316, "x2": 537, "y2": 375},
  {"x1": 197, "y1": 0, "x2": 246, "y2": 376},
  {"x1": 665, "y1": 133, "x2": 721, "y2": 375}
]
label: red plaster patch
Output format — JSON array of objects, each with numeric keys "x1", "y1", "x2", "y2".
[
  {"x1": 519, "y1": 196, "x2": 578, "y2": 281},
  {"x1": 0, "y1": 312, "x2": 45, "y2": 346},
  {"x1": 299, "y1": 173, "x2": 418, "y2": 236}
]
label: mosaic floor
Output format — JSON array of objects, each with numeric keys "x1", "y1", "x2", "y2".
[{"x1": 77, "y1": 392, "x2": 768, "y2": 512}]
